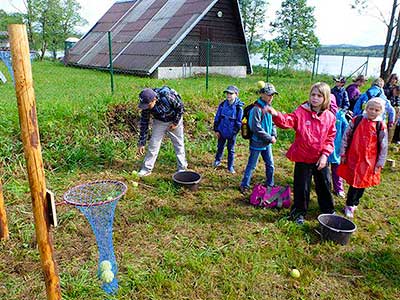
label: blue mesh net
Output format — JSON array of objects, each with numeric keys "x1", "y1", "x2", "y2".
[{"x1": 63, "y1": 180, "x2": 127, "y2": 295}]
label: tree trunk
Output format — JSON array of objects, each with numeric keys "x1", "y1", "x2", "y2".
[
  {"x1": 385, "y1": 6, "x2": 400, "y2": 79},
  {"x1": 380, "y1": 0, "x2": 398, "y2": 80}
]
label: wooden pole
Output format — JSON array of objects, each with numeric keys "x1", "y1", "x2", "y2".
[
  {"x1": 0, "y1": 179, "x2": 9, "y2": 240},
  {"x1": 8, "y1": 24, "x2": 61, "y2": 300}
]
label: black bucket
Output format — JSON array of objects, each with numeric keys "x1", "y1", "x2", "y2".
[
  {"x1": 172, "y1": 171, "x2": 201, "y2": 191},
  {"x1": 317, "y1": 214, "x2": 357, "y2": 245}
]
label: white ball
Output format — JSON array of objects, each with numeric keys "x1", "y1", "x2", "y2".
[
  {"x1": 100, "y1": 270, "x2": 114, "y2": 283},
  {"x1": 99, "y1": 260, "x2": 112, "y2": 272}
]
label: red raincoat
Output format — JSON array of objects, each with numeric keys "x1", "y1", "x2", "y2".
[{"x1": 337, "y1": 117, "x2": 388, "y2": 188}]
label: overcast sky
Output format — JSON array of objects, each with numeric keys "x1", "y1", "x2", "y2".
[{"x1": 1, "y1": 0, "x2": 392, "y2": 47}]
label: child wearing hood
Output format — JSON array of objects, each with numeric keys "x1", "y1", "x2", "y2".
[
  {"x1": 213, "y1": 85, "x2": 244, "y2": 174},
  {"x1": 338, "y1": 98, "x2": 388, "y2": 218}
]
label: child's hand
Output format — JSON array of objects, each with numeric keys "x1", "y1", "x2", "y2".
[
  {"x1": 374, "y1": 166, "x2": 382, "y2": 173},
  {"x1": 271, "y1": 136, "x2": 277, "y2": 144},
  {"x1": 316, "y1": 154, "x2": 327, "y2": 170},
  {"x1": 265, "y1": 106, "x2": 278, "y2": 117},
  {"x1": 215, "y1": 132, "x2": 220, "y2": 139},
  {"x1": 340, "y1": 156, "x2": 346, "y2": 164}
]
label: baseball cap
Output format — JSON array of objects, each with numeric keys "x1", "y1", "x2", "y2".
[
  {"x1": 224, "y1": 85, "x2": 239, "y2": 94},
  {"x1": 333, "y1": 76, "x2": 346, "y2": 83},
  {"x1": 259, "y1": 83, "x2": 278, "y2": 95},
  {"x1": 138, "y1": 88, "x2": 157, "y2": 109}
]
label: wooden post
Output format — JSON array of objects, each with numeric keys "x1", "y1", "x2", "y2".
[
  {"x1": 8, "y1": 24, "x2": 61, "y2": 300},
  {"x1": 0, "y1": 179, "x2": 9, "y2": 240}
]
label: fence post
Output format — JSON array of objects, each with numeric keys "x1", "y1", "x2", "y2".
[
  {"x1": 266, "y1": 43, "x2": 271, "y2": 82},
  {"x1": 315, "y1": 54, "x2": 320, "y2": 77},
  {"x1": 8, "y1": 24, "x2": 61, "y2": 300},
  {"x1": 108, "y1": 31, "x2": 114, "y2": 94},
  {"x1": 365, "y1": 55, "x2": 369, "y2": 76},
  {"x1": 311, "y1": 48, "x2": 317, "y2": 80},
  {"x1": 340, "y1": 52, "x2": 345, "y2": 76},
  {"x1": 206, "y1": 39, "x2": 210, "y2": 90},
  {"x1": 0, "y1": 179, "x2": 9, "y2": 240}
]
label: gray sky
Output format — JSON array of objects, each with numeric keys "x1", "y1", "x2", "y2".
[{"x1": 1, "y1": 0, "x2": 392, "y2": 46}]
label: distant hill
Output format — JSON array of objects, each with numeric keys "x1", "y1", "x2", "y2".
[{"x1": 319, "y1": 44, "x2": 384, "y2": 57}]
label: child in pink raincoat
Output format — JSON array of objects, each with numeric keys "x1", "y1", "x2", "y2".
[{"x1": 266, "y1": 82, "x2": 336, "y2": 225}]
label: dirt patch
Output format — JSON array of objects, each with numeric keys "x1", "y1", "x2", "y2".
[{"x1": 106, "y1": 103, "x2": 140, "y2": 140}]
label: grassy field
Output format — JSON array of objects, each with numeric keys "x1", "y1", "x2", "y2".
[{"x1": 0, "y1": 61, "x2": 399, "y2": 300}]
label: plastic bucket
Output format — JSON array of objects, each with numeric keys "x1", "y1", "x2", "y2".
[
  {"x1": 317, "y1": 214, "x2": 357, "y2": 245},
  {"x1": 172, "y1": 171, "x2": 201, "y2": 191}
]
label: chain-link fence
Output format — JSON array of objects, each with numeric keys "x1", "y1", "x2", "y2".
[{"x1": 73, "y1": 35, "x2": 250, "y2": 94}]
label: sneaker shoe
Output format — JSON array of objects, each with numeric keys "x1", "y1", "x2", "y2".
[
  {"x1": 213, "y1": 160, "x2": 221, "y2": 168},
  {"x1": 295, "y1": 215, "x2": 305, "y2": 225},
  {"x1": 138, "y1": 169, "x2": 152, "y2": 177},
  {"x1": 344, "y1": 206, "x2": 356, "y2": 218},
  {"x1": 228, "y1": 167, "x2": 236, "y2": 174},
  {"x1": 239, "y1": 185, "x2": 249, "y2": 195},
  {"x1": 338, "y1": 191, "x2": 346, "y2": 198}
]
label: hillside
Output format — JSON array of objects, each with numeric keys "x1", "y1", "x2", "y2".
[{"x1": 319, "y1": 44, "x2": 384, "y2": 57}]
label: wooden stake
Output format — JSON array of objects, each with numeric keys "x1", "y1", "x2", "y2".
[
  {"x1": 0, "y1": 179, "x2": 9, "y2": 240},
  {"x1": 8, "y1": 24, "x2": 61, "y2": 300}
]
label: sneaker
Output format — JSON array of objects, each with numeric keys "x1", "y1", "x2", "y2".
[
  {"x1": 344, "y1": 206, "x2": 356, "y2": 218},
  {"x1": 338, "y1": 191, "x2": 346, "y2": 198},
  {"x1": 138, "y1": 169, "x2": 152, "y2": 177},
  {"x1": 228, "y1": 167, "x2": 236, "y2": 174},
  {"x1": 213, "y1": 161, "x2": 221, "y2": 168},
  {"x1": 239, "y1": 185, "x2": 249, "y2": 195},
  {"x1": 295, "y1": 215, "x2": 305, "y2": 225}
]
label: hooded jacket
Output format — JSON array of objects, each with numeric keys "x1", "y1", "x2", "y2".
[
  {"x1": 214, "y1": 98, "x2": 244, "y2": 139},
  {"x1": 272, "y1": 103, "x2": 336, "y2": 163},
  {"x1": 248, "y1": 98, "x2": 277, "y2": 149}
]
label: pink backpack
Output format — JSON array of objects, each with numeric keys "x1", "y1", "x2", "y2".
[{"x1": 249, "y1": 184, "x2": 291, "y2": 209}]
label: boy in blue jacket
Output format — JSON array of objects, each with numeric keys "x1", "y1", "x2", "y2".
[
  {"x1": 239, "y1": 83, "x2": 277, "y2": 194},
  {"x1": 331, "y1": 76, "x2": 350, "y2": 110},
  {"x1": 213, "y1": 85, "x2": 244, "y2": 174}
]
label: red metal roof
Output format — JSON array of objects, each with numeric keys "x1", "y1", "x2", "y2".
[{"x1": 67, "y1": 0, "x2": 250, "y2": 75}]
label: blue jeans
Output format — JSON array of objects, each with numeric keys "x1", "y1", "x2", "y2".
[
  {"x1": 215, "y1": 135, "x2": 236, "y2": 169},
  {"x1": 240, "y1": 146, "x2": 274, "y2": 188}
]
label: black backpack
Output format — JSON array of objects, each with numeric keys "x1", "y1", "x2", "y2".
[{"x1": 241, "y1": 102, "x2": 263, "y2": 139}]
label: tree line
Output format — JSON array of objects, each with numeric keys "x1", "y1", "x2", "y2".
[
  {"x1": 239, "y1": 0, "x2": 400, "y2": 81},
  {"x1": 0, "y1": 0, "x2": 86, "y2": 60}
]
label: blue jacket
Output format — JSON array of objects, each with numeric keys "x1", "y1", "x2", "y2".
[
  {"x1": 353, "y1": 85, "x2": 396, "y2": 123},
  {"x1": 249, "y1": 98, "x2": 277, "y2": 150},
  {"x1": 331, "y1": 86, "x2": 349, "y2": 110},
  {"x1": 214, "y1": 98, "x2": 244, "y2": 139},
  {"x1": 328, "y1": 110, "x2": 348, "y2": 164}
]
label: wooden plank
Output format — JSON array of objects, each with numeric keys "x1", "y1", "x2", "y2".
[
  {"x1": 8, "y1": 24, "x2": 61, "y2": 300},
  {"x1": 0, "y1": 179, "x2": 9, "y2": 240}
]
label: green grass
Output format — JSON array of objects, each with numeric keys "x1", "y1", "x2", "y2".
[{"x1": 0, "y1": 61, "x2": 399, "y2": 299}]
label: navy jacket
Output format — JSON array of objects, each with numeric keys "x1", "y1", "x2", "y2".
[{"x1": 214, "y1": 98, "x2": 244, "y2": 139}]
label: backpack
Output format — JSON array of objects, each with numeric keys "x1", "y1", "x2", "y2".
[
  {"x1": 155, "y1": 86, "x2": 182, "y2": 105},
  {"x1": 349, "y1": 115, "x2": 383, "y2": 153},
  {"x1": 241, "y1": 102, "x2": 263, "y2": 139},
  {"x1": 249, "y1": 184, "x2": 291, "y2": 209}
]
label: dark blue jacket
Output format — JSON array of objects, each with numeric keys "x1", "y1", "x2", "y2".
[
  {"x1": 214, "y1": 98, "x2": 244, "y2": 139},
  {"x1": 138, "y1": 89, "x2": 184, "y2": 146},
  {"x1": 331, "y1": 86, "x2": 350, "y2": 110}
]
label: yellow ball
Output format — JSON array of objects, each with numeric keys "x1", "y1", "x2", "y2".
[
  {"x1": 257, "y1": 80, "x2": 265, "y2": 89},
  {"x1": 100, "y1": 270, "x2": 114, "y2": 283},
  {"x1": 132, "y1": 181, "x2": 139, "y2": 187},
  {"x1": 290, "y1": 268, "x2": 300, "y2": 278}
]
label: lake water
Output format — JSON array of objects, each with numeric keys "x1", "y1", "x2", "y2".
[{"x1": 250, "y1": 53, "x2": 400, "y2": 78}]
